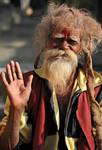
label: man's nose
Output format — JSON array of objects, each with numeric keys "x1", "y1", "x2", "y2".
[{"x1": 59, "y1": 40, "x2": 70, "y2": 50}]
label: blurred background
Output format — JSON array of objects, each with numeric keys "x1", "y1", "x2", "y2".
[{"x1": 0, "y1": 0, "x2": 102, "y2": 117}]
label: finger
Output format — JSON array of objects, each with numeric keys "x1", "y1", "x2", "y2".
[
  {"x1": 15, "y1": 61, "x2": 23, "y2": 79},
  {"x1": 6, "y1": 64, "x2": 13, "y2": 82},
  {"x1": 0, "y1": 72, "x2": 9, "y2": 87},
  {"x1": 26, "y1": 75, "x2": 33, "y2": 90},
  {"x1": 10, "y1": 61, "x2": 17, "y2": 80}
]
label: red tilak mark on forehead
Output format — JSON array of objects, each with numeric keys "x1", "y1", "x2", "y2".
[{"x1": 62, "y1": 29, "x2": 70, "y2": 38}]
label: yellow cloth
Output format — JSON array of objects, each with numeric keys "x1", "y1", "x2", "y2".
[{"x1": 0, "y1": 97, "x2": 32, "y2": 143}]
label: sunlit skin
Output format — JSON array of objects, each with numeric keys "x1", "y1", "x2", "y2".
[
  {"x1": 0, "y1": 61, "x2": 33, "y2": 112},
  {"x1": 48, "y1": 28, "x2": 81, "y2": 53}
]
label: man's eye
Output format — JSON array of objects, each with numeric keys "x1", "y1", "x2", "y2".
[
  {"x1": 67, "y1": 38, "x2": 77, "y2": 45},
  {"x1": 55, "y1": 38, "x2": 64, "y2": 44}
]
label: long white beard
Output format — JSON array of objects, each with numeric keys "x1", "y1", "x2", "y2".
[{"x1": 42, "y1": 49, "x2": 78, "y2": 95}]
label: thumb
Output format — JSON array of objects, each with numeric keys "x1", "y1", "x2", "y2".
[{"x1": 26, "y1": 75, "x2": 33, "y2": 90}]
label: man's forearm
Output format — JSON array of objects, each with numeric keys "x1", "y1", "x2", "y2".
[{"x1": 0, "y1": 106, "x2": 22, "y2": 150}]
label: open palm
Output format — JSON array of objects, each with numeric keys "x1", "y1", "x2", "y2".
[{"x1": 0, "y1": 61, "x2": 33, "y2": 112}]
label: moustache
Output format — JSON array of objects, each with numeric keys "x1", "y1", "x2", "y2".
[{"x1": 43, "y1": 49, "x2": 75, "y2": 61}]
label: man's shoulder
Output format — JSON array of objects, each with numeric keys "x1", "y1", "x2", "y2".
[
  {"x1": 74, "y1": 68, "x2": 102, "y2": 93},
  {"x1": 93, "y1": 70, "x2": 102, "y2": 86},
  {"x1": 23, "y1": 70, "x2": 46, "y2": 89}
]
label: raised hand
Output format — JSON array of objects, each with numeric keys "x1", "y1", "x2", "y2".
[{"x1": 0, "y1": 61, "x2": 33, "y2": 112}]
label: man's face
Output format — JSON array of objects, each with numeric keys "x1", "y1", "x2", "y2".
[
  {"x1": 47, "y1": 28, "x2": 81, "y2": 53},
  {"x1": 42, "y1": 28, "x2": 80, "y2": 95}
]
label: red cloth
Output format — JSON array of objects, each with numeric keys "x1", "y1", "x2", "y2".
[
  {"x1": 77, "y1": 86, "x2": 100, "y2": 150},
  {"x1": 32, "y1": 88, "x2": 46, "y2": 150}
]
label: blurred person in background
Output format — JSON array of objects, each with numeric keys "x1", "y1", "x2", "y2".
[
  {"x1": 10, "y1": 0, "x2": 21, "y2": 24},
  {"x1": 0, "y1": 3, "x2": 102, "y2": 150},
  {"x1": 24, "y1": 0, "x2": 48, "y2": 16}
]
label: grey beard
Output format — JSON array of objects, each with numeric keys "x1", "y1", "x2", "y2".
[
  {"x1": 41, "y1": 49, "x2": 78, "y2": 95},
  {"x1": 43, "y1": 58, "x2": 77, "y2": 95}
]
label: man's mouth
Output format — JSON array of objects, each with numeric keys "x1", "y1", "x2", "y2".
[{"x1": 48, "y1": 53, "x2": 69, "y2": 61}]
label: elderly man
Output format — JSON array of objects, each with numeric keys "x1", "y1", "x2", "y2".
[{"x1": 0, "y1": 3, "x2": 102, "y2": 150}]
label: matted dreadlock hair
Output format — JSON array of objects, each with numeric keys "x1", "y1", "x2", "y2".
[{"x1": 34, "y1": 3, "x2": 102, "y2": 54}]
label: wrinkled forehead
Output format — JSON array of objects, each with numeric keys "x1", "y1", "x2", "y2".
[{"x1": 51, "y1": 27, "x2": 81, "y2": 42}]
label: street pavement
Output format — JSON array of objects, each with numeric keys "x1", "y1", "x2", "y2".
[{"x1": 0, "y1": 4, "x2": 102, "y2": 117}]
